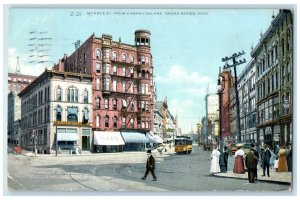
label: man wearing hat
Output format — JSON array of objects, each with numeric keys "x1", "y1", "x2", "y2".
[
  {"x1": 141, "y1": 150, "x2": 157, "y2": 181},
  {"x1": 262, "y1": 144, "x2": 271, "y2": 177}
]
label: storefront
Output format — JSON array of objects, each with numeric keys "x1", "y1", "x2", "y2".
[
  {"x1": 121, "y1": 131, "x2": 148, "y2": 151},
  {"x1": 57, "y1": 128, "x2": 80, "y2": 153},
  {"x1": 93, "y1": 131, "x2": 125, "y2": 153}
]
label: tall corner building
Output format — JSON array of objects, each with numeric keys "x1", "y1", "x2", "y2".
[{"x1": 53, "y1": 30, "x2": 155, "y2": 151}]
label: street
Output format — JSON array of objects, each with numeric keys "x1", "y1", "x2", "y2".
[{"x1": 7, "y1": 145, "x2": 290, "y2": 192}]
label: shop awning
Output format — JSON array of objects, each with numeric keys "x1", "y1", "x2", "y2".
[
  {"x1": 94, "y1": 131, "x2": 125, "y2": 146},
  {"x1": 146, "y1": 133, "x2": 163, "y2": 143},
  {"x1": 57, "y1": 133, "x2": 79, "y2": 141},
  {"x1": 153, "y1": 134, "x2": 163, "y2": 143},
  {"x1": 121, "y1": 131, "x2": 148, "y2": 143}
]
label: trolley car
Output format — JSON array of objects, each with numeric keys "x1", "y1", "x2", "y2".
[{"x1": 174, "y1": 136, "x2": 193, "y2": 154}]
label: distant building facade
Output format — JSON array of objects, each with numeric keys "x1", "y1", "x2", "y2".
[
  {"x1": 237, "y1": 59, "x2": 257, "y2": 144},
  {"x1": 205, "y1": 93, "x2": 219, "y2": 143},
  {"x1": 251, "y1": 10, "x2": 293, "y2": 147},
  {"x1": 7, "y1": 73, "x2": 37, "y2": 144}
]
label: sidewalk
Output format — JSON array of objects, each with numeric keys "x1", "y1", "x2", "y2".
[{"x1": 213, "y1": 165, "x2": 292, "y2": 185}]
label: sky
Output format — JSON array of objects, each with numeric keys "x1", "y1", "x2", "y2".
[{"x1": 7, "y1": 7, "x2": 279, "y2": 134}]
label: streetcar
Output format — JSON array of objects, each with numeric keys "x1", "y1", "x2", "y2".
[{"x1": 174, "y1": 136, "x2": 193, "y2": 154}]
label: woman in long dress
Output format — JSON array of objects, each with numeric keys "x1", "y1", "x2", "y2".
[
  {"x1": 210, "y1": 145, "x2": 221, "y2": 174},
  {"x1": 277, "y1": 146, "x2": 288, "y2": 172},
  {"x1": 233, "y1": 144, "x2": 245, "y2": 174}
]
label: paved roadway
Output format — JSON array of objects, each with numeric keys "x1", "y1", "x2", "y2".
[{"x1": 6, "y1": 145, "x2": 291, "y2": 193}]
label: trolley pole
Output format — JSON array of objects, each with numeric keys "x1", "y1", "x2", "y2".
[{"x1": 222, "y1": 51, "x2": 246, "y2": 143}]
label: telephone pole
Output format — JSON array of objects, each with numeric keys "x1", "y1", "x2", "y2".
[{"x1": 222, "y1": 51, "x2": 246, "y2": 143}]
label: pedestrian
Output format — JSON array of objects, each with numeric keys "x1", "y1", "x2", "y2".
[
  {"x1": 219, "y1": 145, "x2": 229, "y2": 172},
  {"x1": 287, "y1": 144, "x2": 292, "y2": 172},
  {"x1": 233, "y1": 143, "x2": 245, "y2": 174},
  {"x1": 245, "y1": 149, "x2": 259, "y2": 183},
  {"x1": 141, "y1": 150, "x2": 157, "y2": 181},
  {"x1": 277, "y1": 146, "x2": 288, "y2": 172},
  {"x1": 274, "y1": 157, "x2": 279, "y2": 172},
  {"x1": 269, "y1": 149, "x2": 276, "y2": 169},
  {"x1": 262, "y1": 144, "x2": 271, "y2": 177},
  {"x1": 250, "y1": 143, "x2": 259, "y2": 180},
  {"x1": 210, "y1": 145, "x2": 221, "y2": 174}
]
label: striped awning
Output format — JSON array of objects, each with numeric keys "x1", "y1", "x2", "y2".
[
  {"x1": 94, "y1": 131, "x2": 125, "y2": 146},
  {"x1": 57, "y1": 133, "x2": 79, "y2": 141},
  {"x1": 121, "y1": 131, "x2": 148, "y2": 143}
]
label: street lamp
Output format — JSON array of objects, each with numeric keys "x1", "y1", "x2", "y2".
[
  {"x1": 31, "y1": 128, "x2": 37, "y2": 156},
  {"x1": 217, "y1": 74, "x2": 225, "y2": 152}
]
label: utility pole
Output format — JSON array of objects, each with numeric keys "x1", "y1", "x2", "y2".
[{"x1": 222, "y1": 51, "x2": 246, "y2": 143}]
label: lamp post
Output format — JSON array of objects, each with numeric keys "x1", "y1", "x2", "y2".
[
  {"x1": 217, "y1": 74, "x2": 225, "y2": 152},
  {"x1": 32, "y1": 128, "x2": 37, "y2": 156},
  {"x1": 222, "y1": 51, "x2": 246, "y2": 143}
]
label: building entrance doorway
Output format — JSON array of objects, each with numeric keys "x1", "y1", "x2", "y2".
[{"x1": 82, "y1": 136, "x2": 90, "y2": 151}]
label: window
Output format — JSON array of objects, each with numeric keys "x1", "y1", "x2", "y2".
[
  {"x1": 96, "y1": 63, "x2": 101, "y2": 73},
  {"x1": 113, "y1": 65, "x2": 117, "y2": 75},
  {"x1": 130, "y1": 117, "x2": 134, "y2": 128},
  {"x1": 146, "y1": 57, "x2": 149, "y2": 64},
  {"x1": 130, "y1": 67, "x2": 134, "y2": 77},
  {"x1": 96, "y1": 78, "x2": 100, "y2": 90},
  {"x1": 83, "y1": 108, "x2": 89, "y2": 123},
  {"x1": 122, "y1": 54, "x2": 126, "y2": 62},
  {"x1": 56, "y1": 87, "x2": 62, "y2": 101},
  {"x1": 137, "y1": 117, "x2": 141, "y2": 128},
  {"x1": 105, "y1": 115, "x2": 109, "y2": 128},
  {"x1": 129, "y1": 81, "x2": 134, "y2": 93},
  {"x1": 113, "y1": 116, "x2": 117, "y2": 128},
  {"x1": 282, "y1": 38, "x2": 285, "y2": 56},
  {"x1": 130, "y1": 99, "x2": 134, "y2": 111},
  {"x1": 122, "y1": 99, "x2": 127, "y2": 109},
  {"x1": 55, "y1": 106, "x2": 62, "y2": 121},
  {"x1": 67, "y1": 87, "x2": 79, "y2": 103},
  {"x1": 96, "y1": 49, "x2": 101, "y2": 59},
  {"x1": 83, "y1": 89, "x2": 88, "y2": 103},
  {"x1": 113, "y1": 52, "x2": 118, "y2": 61},
  {"x1": 96, "y1": 115, "x2": 100, "y2": 127},
  {"x1": 104, "y1": 49, "x2": 110, "y2": 59},
  {"x1": 83, "y1": 53, "x2": 87, "y2": 63},
  {"x1": 122, "y1": 81, "x2": 126, "y2": 92},
  {"x1": 103, "y1": 78, "x2": 110, "y2": 91},
  {"x1": 122, "y1": 67, "x2": 126, "y2": 76},
  {"x1": 67, "y1": 107, "x2": 78, "y2": 122},
  {"x1": 146, "y1": 84, "x2": 149, "y2": 94},
  {"x1": 113, "y1": 80, "x2": 117, "y2": 92},
  {"x1": 130, "y1": 55, "x2": 134, "y2": 64},
  {"x1": 113, "y1": 99, "x2": 118, "y2": 110},
  {"x1": 96, "y1": 97, "x2": 101, "y2": 109},
  {"x1": 104, "y1": 98, "x2": 109, "y2": 109},
  {"x1": 103, "y1": 63, "x2": 110, "y2": 74},
  {"x1": 122, "y1": 116, "x2": 126, "y2": 128}
]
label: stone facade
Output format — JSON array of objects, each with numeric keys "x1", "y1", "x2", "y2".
[
  {"x1": 251, "y1": 9, "x2": 293, "y2": 147},
  {"x1": 18, "y1": 70, "x2": 93, "y2": 154}
]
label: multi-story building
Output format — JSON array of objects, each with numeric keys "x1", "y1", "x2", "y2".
[
  {"x1": 237, "y1": 59, "x2": 257, "y2": 144},
  {"x1": 219, "y1": 70, "x2": 234, "y2": 145},
  {"x1": 205, "y1": 93, "x2": 219, "y2": 143},
  {"x1": 7, "y1": 72, "x2": 37, "y2": 145},
  {"x1": 229, "y1": 79, "x2": 237, "y2": 143},
  {"x1": 251, "y1": 10, "x2": 293, "y2": 148},
  {"x1": 53, "y1": 30, "x2": 155, "y2": 151},
  {"x1": 18, "y1": 69, "x2": 93, "y2": 154}
]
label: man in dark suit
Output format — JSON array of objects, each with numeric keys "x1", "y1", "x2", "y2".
[
  {"x1": 141, "y1": 150, "x2": 157, "y2": 181},
  {"x1": 250, "y1": 143, "x2": 259, "y2": 180},
  {"x1": 262, "y1": 144, "x2": 272, "y2": 177}
]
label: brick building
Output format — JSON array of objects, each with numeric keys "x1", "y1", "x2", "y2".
[{"x1": 53, "y1": 30, "x2": 155, "y2": 152}]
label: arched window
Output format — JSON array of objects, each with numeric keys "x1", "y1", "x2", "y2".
[
  {"x1": 56, "y1": 87, "x2": 62, "y2": 101},
  {"x1": 67, "y1": 87, "x2": 79, "y2": 103},
  {"x1": 96, "y1": 62, "x2": 101, "y2": 73},
  {"x1": 282, "y1": 38, "x2": 285, "y2": 56},
  {"x1": 83, "y1": 89, "x2": 88, "y2": 103},
  {"x1": 83, "y1": 108, "x2": 89, "y2": 123},
  {"x1": 96, "y1": 49, "x2": 101, "y2": 59},
  {"x1": 67, "y1": 107, "x2": 78, "y2": 122},
  {"x1": 122, "y1": 54, "x2": 126, "y2": 62},
  {"x1": 113, "y1": 116, "x2": 117, "y2": 128},
  {"x1": 55, "y1": 106, "x2": 62, "y2": 121},
  {"x1": 96, "y1": 78, "x2": 100, "y2": 90},
  {"x1": 130, "y1": 55, "x2": 134, "y2": 64},
  {"x1": 113, "y1": 52, "x2": 118, "y2": 61},
  {"x1": 105, "y1": 115, "x2": 109, "y2": 128},
  {"x1": 96, "y1": 115, "x2": 100, "y2": 127},
  {"x1": 130, "y1": 117, "x2": 134, "y2": 128}
]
